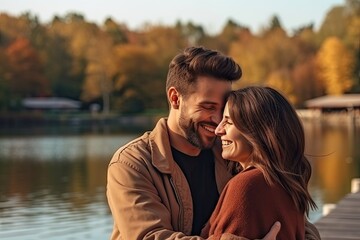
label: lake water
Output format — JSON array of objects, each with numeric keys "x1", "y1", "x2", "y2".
[{"x1": 0, "y1": 117, "x2": 359, "y2": 239}]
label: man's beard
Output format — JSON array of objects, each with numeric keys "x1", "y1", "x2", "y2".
[{"x1": 178, "y1": 110, "x2": 215, "y2": 149}]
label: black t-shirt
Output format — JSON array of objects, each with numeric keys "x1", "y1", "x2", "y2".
[{"x1": 171, "y1": 147, "x2": 220, "y2": 235}]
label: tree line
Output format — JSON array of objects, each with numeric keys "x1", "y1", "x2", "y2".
[{"x1": 0, "y1": 0, "x2": 359, "y2": 113}]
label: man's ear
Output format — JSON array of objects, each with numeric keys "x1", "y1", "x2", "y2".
[{"x1": 168, "y1": 87, "x2": 180, "y2": 109}]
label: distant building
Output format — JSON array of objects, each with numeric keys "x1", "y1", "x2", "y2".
[
  {"x1": 305, "y1": 94, "x2": 360, "y2": 111},
  {"x1": 22, "y1": 97, "x2": 81, "y2": 110}
]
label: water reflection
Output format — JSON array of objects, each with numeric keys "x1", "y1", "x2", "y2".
[
  {"x1": 304, "y1": 119, "x2": 360, "y2": 221},
  {"x1": 0, "y1": 134, "x2": 137, "y2": 240},
  {"x1": 1, "y1": 193, "x2": 111, "y2": 240},
  {"x1": 0, "y1": 120, "x2": 359, "y2": 239}
]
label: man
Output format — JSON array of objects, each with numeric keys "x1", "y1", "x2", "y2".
[{"x1": 106, "y1": 46, "x2": 319, "y2": 240}]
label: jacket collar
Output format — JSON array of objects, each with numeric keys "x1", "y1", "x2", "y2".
[
  {"x1": 148, "y1": 118, "x2": 226, "y2": 174},
  {"x1": 148, "y1": 118, "x2": 232, "y2": 193},
  {"x1": 148, "y1": 118, "x2": 174, "y2": 174}
]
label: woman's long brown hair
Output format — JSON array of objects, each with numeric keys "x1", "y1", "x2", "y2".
[{"x1": 227, "y1": 86, "x2": 317, "y2": 215}]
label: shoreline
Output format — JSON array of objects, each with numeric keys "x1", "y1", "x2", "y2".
[
  {"x1": 0, "y1": 111, "x2": 166, "y2": 134},
  {"x1": 1, "y1": 109, "x2": 359, "y2": 130}
]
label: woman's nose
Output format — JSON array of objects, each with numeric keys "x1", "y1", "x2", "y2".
[{"x1": 215, "y1": 122, "x2": 225, "y2": 136}]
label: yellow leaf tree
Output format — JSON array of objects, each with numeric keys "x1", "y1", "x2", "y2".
[
  {"x1": 316, "y1": 37, "x2": 354, "y2": 95},
  {"x1": 266, "y1": 69, "x2": 297, "y2": 105},
  {"x1": 82, "y1": 31, "x2": 117, "y2": 114}
]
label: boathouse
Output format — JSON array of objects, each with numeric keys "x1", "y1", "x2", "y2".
[
  {"x1": 22, "y1": 97, "x2": 82, "y2": 110},
  {"x1": 305, "y1": 94, "x2": 360, "y2": 111}
]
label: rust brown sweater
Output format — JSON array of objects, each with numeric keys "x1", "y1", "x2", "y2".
[{"x1": 201, "y1": 167, "x2": 305, "y2": 240}]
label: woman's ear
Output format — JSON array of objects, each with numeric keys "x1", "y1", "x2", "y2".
[{"x1": 168, "y1": 87, "x2": 180, "y2": 109}]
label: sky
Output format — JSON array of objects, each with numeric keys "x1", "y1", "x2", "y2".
[{"x1": 0, "y1": 0, "x2": 345, "y2": 35}]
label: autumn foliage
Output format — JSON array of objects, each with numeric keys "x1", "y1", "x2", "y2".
[
  {"x1": 316, "y1": 37, "x2": 354, "y2": 95},
  {"x1": 0, "y1": 0, "x2": 358, "y2": 112}
]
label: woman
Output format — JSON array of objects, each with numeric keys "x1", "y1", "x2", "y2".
[{"x1": 201, "y1": 86, "x2": 317, "y2": 240}]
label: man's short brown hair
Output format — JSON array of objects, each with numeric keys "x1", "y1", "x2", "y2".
[{"x1": 166, "y1": 46, "x2": 242, "y2": 97}]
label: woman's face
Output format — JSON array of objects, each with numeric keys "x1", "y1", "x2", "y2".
[{"x1": 215, "y1": 103, "x2": 252, "y2": 168}]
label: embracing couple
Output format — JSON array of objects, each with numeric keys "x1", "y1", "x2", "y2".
[{"x1": 107, "y1": 46, "x2": 320, "y2": 240}]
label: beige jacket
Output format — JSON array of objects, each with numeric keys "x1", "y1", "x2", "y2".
[
  {"x1": 107, "y1": 118, "x2": 233, "y2": 240},
  {"x1": 106, "y1": 118, "x2": 320, "y2": 240}
]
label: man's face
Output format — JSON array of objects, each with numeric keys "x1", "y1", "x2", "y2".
[{"x1": 177, "y1": 76, "x2": 232, "y2": 149}]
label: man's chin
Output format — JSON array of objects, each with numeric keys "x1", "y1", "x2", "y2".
[
  {"x1": 200, "y1": 137, "x2": 216, "y2": 149},
  {"x1": 188, "y1": 138, "x2": 212, "y2": 150},
  {"x1": 187, "y1": 131, "x2": 216, "y2": 149}
]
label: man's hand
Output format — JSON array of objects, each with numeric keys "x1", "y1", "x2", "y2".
[
  {"x1": 212, "y1": 221, "x2": 281, "y2": 240},
  {"x1": 260, "y1": 221, "x2": 281, "y2": 240}
]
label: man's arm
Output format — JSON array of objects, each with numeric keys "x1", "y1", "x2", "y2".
[{"x1": 107, "y1": 158, "x2": 191, "y2": 240}]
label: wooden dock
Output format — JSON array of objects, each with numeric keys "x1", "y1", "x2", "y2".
[{"x1": 315, "y1": 179, "x2": 360, "y2": 240}]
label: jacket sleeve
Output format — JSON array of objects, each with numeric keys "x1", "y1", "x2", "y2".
[
  {"x1": 107, "y1": 156, "x2": 186, "y2": 240},
  {"x1": 106, "y1": 149, "x2": 252, "y2": 240}
]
